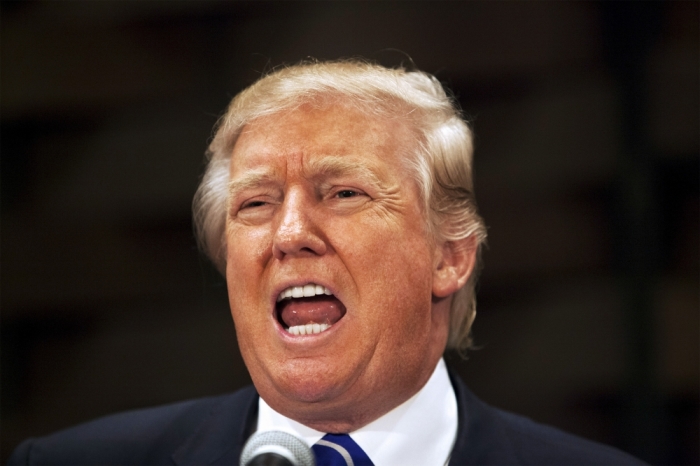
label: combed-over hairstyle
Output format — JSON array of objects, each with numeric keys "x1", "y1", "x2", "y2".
[{"x1": 193, "y1": 59, "x2": 487, "y2": 352}]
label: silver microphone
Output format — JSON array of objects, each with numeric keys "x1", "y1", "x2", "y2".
[{"x1": 240, "y1": 430, "x2": 316, "y2": 466}]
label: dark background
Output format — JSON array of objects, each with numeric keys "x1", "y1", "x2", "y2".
[{"x1": 2, "y1": 1, "x2": 698, "y2": 464}]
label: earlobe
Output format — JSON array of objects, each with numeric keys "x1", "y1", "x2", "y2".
[{"x1": 432, "y1": 236, "x2": 477, "y2": 298}]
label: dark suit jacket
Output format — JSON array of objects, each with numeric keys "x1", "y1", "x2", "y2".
[{"x1": 9, "y1": 372, "x2": 643, "y2": 465}]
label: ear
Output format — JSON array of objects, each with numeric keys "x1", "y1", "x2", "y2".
[{"x1": 433, "y1": 236, "x2": 478, "y2": 298}]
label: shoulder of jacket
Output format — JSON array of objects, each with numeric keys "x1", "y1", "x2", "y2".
[
  {"x1": 490, "y1": 408, "x2": 646, "y2": 465},
  {"x1": 7, "y1": 386, "x2": 257, "y2": 465}
]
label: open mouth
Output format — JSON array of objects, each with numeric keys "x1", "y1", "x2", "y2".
[{"x1": 275, "y1": 284, "x2": 346, "y2": 335}]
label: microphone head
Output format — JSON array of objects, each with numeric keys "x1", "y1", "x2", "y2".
[{"x1": 240, "y1": 430, "x2": 316, "y2": 466}]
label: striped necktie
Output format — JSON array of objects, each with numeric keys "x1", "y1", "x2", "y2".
[{"x1": 312, "y1": 433, "x2": 374, "y2": 466}]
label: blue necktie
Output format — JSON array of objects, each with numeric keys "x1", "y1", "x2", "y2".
[{"x1": 312, "y1": 433, "x2": 374, "y2": 466}]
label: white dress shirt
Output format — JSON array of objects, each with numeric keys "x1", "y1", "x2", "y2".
[{"x1": 257, "y1": 358, "x2": 458, "y2": 466}]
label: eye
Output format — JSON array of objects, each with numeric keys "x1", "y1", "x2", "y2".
[
  {"x1": 336, "y1": 189, "x2": 360, "y2": 199},
  {"x1": 241, "y1": 200, "x2": 267, "y2": 209}
]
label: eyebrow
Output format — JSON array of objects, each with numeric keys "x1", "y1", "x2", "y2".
[
  {"x1": 305, "y1": 156, "x2": 384, "y2": 191},
  {"x1": 227, "y1": 168, "x2": 279, "y2": 201},
  {"x1": 227, "y1": 155, "x2": 386, "y2": 201}
]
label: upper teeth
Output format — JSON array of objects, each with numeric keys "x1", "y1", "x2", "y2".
[{"x1": 277, "y1": 283, "x2": 333, "y2": 302}]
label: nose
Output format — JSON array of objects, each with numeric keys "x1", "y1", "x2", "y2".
[{"x1": 272, "y1": 190, "x2": 327, "y2": 260}]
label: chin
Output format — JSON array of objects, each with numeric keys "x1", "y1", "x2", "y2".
[
  {"x1": 284, "y1": 381, "x2": 338, "y2": 404},
  {"x1": 267, "y1": 358, "x2": 356, "y2": 406},
  {"x1": 270, "y1": 377, "x2": 371, "y2": 433}
]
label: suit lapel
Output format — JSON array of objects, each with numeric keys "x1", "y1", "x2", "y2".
[
  {"x1": 172, "y1": 386, "x2": 258, "y2": 465},
  {"x1": 448, "y1": 369, "x2": 520, "y2": 465}
]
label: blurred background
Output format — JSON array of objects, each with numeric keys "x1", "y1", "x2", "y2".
[{"x1": 1, "y1": 1, "x2": 697, "y2": 464}]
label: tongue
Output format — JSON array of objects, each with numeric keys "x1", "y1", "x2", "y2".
[{"x1": 279, "y1": 296, "x2": 346, "y2": 328}]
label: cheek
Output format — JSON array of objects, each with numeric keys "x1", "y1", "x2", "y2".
[
  {"x1": 226, "y1": 226, "x2": 272, "y2": 282},
  {"x1": 225, "y1": 227, "x2": 274, "y2": 334},
  {"x1": 337, "y1": 221, "x2": 435, "y2": 320}
]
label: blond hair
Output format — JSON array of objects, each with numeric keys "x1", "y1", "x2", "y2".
[{"x1": 193, "y1": 60, "x2": 487, "y2": 352}]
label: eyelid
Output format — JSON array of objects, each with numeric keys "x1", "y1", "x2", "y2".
[
  {"x1": 232, "y1": 190, "x2": 279, "y2": 214},
  {"x1": 241, "y1": 199, "x2": 267, "y2": 209},
  {"x1": 327, "y1": 185, "x2": 367, "y2": 198}
]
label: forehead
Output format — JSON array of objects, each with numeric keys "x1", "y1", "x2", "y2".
[{"x1": 229, "y1": 104, "x2": 415, "y2": 175}]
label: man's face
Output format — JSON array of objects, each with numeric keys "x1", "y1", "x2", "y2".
[{"x1": 225, "y1": 103, "x2": 451, "y2": 432}]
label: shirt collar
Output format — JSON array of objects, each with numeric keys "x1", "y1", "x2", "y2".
[{"x1": 257, "y1": 358, "x2": 458, "y2": 466}]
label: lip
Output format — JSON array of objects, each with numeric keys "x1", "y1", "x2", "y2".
[{"x1": 269, "y1": 279, "x2": 345, "y2": 338}]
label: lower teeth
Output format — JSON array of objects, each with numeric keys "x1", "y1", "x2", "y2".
[{"x1": 287, "y1": 323, "x2": 330, "y2": 335}]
